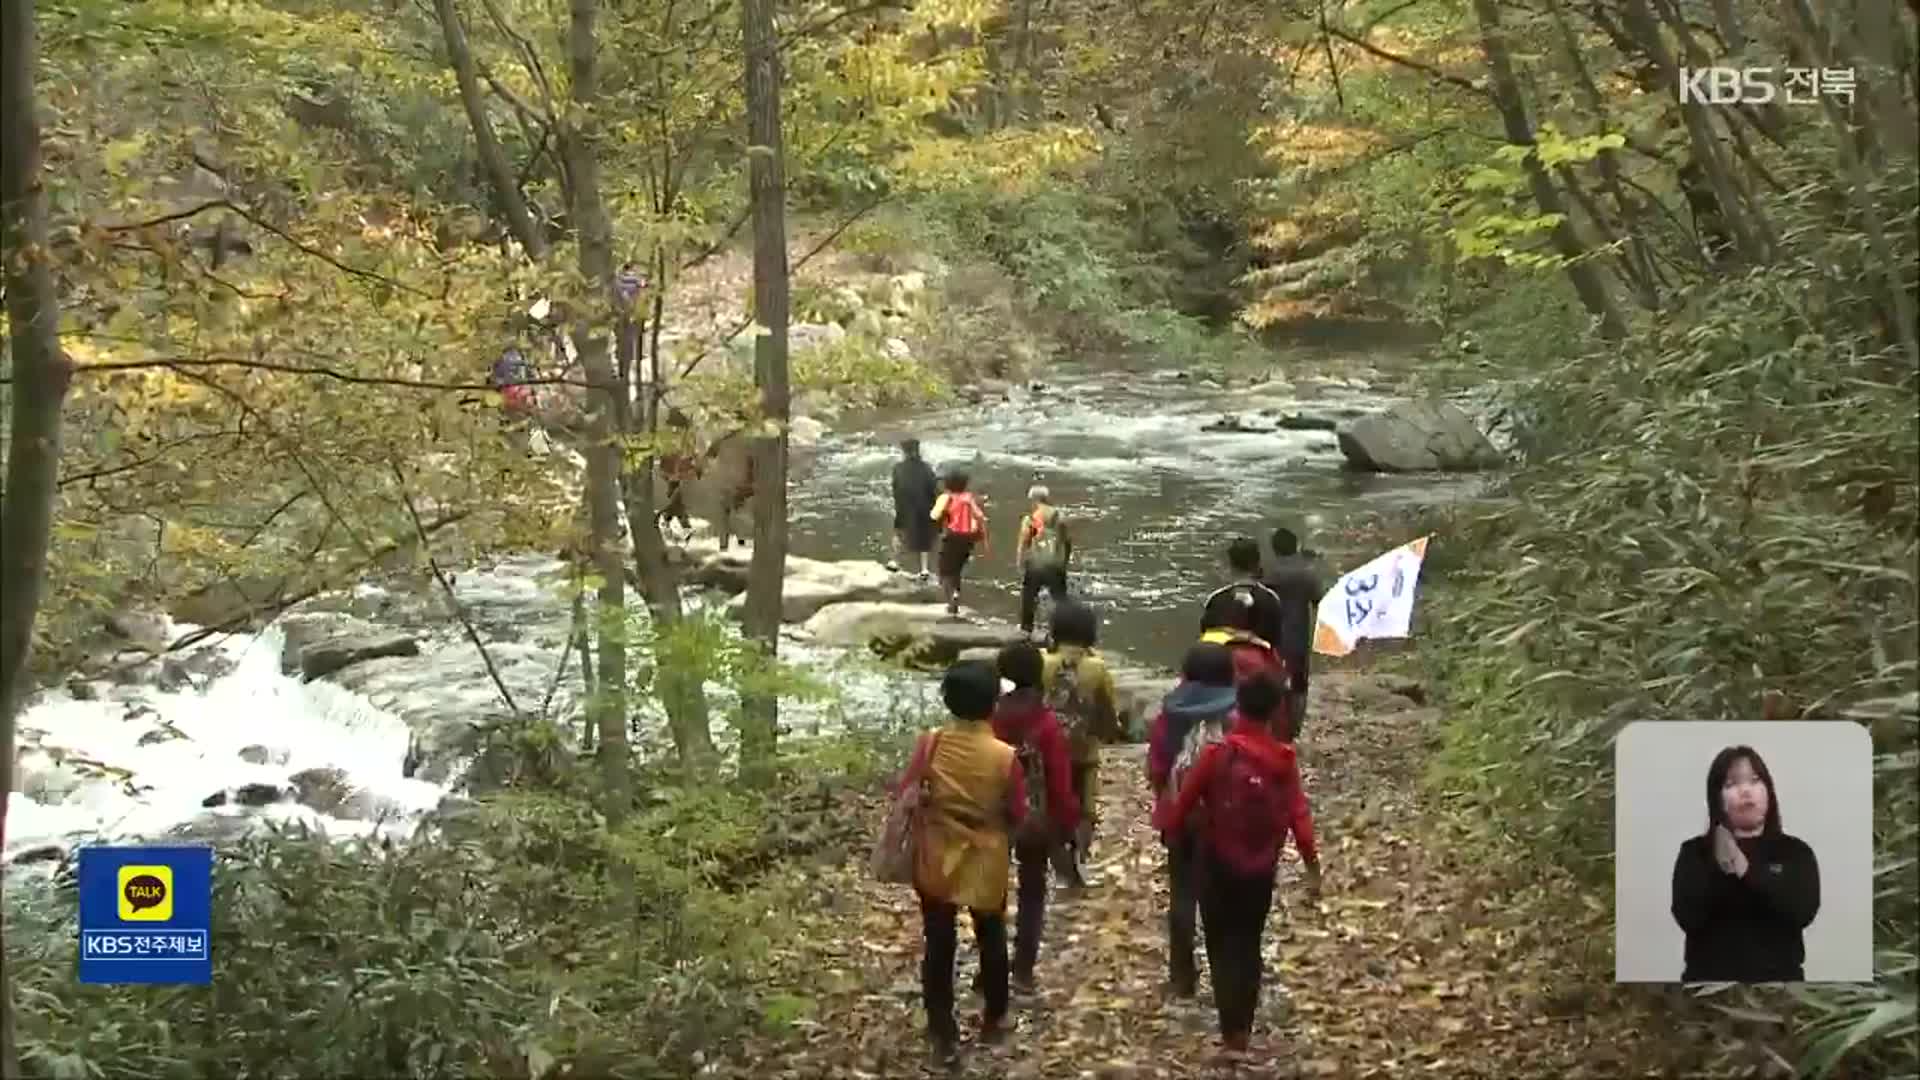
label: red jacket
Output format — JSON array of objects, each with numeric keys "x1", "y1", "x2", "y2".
[
  {"x1": 990, "y1": 690, "x2": 1081, "y2": 835},
  {"x1": 1153, "y1": 713, "x2": 1316, "y2": 877}
]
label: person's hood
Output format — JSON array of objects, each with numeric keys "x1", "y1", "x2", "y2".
[
  {"x1": 1152, "y1": 680, "x2": 1236, "y2": 765},
  {"x1": 1163, "y1": 681, "x2": 1236, "y2": 721},
  {"x1": 1225, "y1": 712, "x2": 1297, "y2": 771}
]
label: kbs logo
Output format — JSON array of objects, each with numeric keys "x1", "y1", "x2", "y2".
[{"x1": 1678, "y1": 67, "x2": 1856, "y2": 105}]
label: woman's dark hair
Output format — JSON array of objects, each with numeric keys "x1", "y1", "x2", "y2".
[
  {"x1": 1049, "y1": 598, "x2": 1099, "y2": 647},
  {"x1": 1704, "y1": 744, "x2": 1783, "y2": 837},
  {"x1": 1235, "y1": 673, "x2": 1285, "y2": 723},
  {"x1": 996, "y1": 642, "x2": 1045, "y2": 691},
  {"x1": 1227, "y1": 537, "x2": 1263, "y2": 574},
  {"x1": 943, "y1": 470, "x2": 970, "y2": 492},
  {"x1": 1181, "y1": 642, "x2": 1235, "y2": 686},
  {"x1": 941, "y1": 659, "x2": 1000, "y2": 721},
  {"x1": 1270, "y1": 527, "x2": 1300, "y2": 557},
  {"x1": 901, "y1": 437, "x2": 921, "y2": 457}
]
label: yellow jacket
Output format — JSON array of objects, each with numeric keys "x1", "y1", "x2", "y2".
[{"x1": 915, "y1": 720, "x2": 1022, "y2": 911}]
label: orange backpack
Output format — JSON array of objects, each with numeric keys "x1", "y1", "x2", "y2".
[{"x1": 944, "y1": 493, "x2": 984, "y2": 538}]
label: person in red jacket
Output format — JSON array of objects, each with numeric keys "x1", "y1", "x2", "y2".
[
  {"x1": 1153, "y1": 673, "x2": 1321, "y2": 1054},
  {"x1": 1145, "y1": 642, "x2": 1238, "y2": 998},
  {"x1": 992, "y1": 641, "x2": 1081, "y2": 992}
]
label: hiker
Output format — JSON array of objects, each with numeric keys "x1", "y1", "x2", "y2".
[
  {"x1": 901, "y1": 659, "x2": 1027, "y2": 1065},
  {"x1": 1014, "y1": 484, "x2": 1072, "y2": 638},
  {"x1": 489, "y1": 347, "x2": 538, "y2": 419},
  {"x1": 1042, "y1": 599, "x2": 1122, "y2": 886},
  {"x1": 1262, "y1": 527, "x2": 1330, "y2": 739},
  {"x1": 1670, "y1": 745, "x2": 1820, "y2": 982},
  {"x1": 930, "y1": 471, "x2": 988, "y2": 616},
  {"x1": 656, "y1": 409, "x2": 696, "y2": 538},
  {"x1": 991, "y1": 641, "x2": 1081, "y2": 992},
  {"x1": 1200, "y1": 537, "x2": 1284, "y2": 648},
  {"x1": 890, "y1": 438, "x2": 939, "y2": 579},
  {"x1": 1154, "y1": 673, "x2": 1322, "y2": 1054},
  {"x1": 1146, "y1": 642, "x2": 1239, "y2": 998},
  {"x1": 1199, "y1": 588, "x2": 1291, "y2": 701}
]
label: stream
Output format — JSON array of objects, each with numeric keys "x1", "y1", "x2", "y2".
[{"x1": 6, "y1": 357, "x2": 1492, "y2": 872}]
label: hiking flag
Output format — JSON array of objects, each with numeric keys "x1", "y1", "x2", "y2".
[{"x1": 1312, "y1": 535, "x2": 1431, "y2": 657}]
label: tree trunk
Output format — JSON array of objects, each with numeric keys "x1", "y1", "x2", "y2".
[
  {"x1": 1469, "y1": 0, "x2": 1628, "y2": 342},
  {"x1": 1, "y1": 3, "x2": 71, "y2": 1074},
  {"x1": 563, "y1": 0, "x2": 634, "y2": 822},
  {"x1": 1616, "y1": 0, "x2": 1769, "y2": 265},
  {"x1": 433, "y1": 0, "x2": 548, "y2": 259},
  {"x1": 739, "y1": 0, "x2": 791, "y2": 778}
]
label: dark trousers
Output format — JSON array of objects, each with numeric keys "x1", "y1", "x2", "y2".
[
  {"x1": 1013, "y1": 840, "x2": 1051, "y2": 978},
  {"x1": 1166, "y1": 833, "x2": 1203, "y2": 992},
  {"x1": 1285, "y1": 658, "x2": 1310, "y2": 739},
  {"x1": 1018, "y1": 565, "x2": 1068, "y2": 633},
  {"x1": 920, "y1": 893, "x2": 1009, "y2": 1043},
  {"x1": 1198, "y1": 858, "x2": 1277, "y2": 1039}
]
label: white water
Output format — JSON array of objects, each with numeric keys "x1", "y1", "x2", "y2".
[{"x1": 6, "y1": 556, "x2": 921, "y2": 872}]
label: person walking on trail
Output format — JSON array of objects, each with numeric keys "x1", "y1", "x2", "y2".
[
  {"x1": 656, "y1": 409, "x2": 697, "y2": 539},
  {"x1": 1014, "y1": 484, "x2": 1072, "y2": 638},
  {"x1": 930, "y1": 471, "x2": 988, "y2": 616},
  {"x1": 1041, "y1": 599, "x2": 1122, "y2": 887},
  {"x1": 900, "y1": 659, "x2": 1027, "y2": 1067},
  {"x1": 1153, "y1": 673, "x2": 1322, "y2": 1055},
  {"x1": 1199, "y1": 588, "x2": 1292, "y2": 705},
  {"x1": 1145, "y1": 642, "x2": 1239, "y2": 999},
  {"x1": 1201, "y1": 537, "x2": 1285, "y2": 648},
  {"x1": 890, "y1": 438, "x2": 939, "y2": 579},
  {"x1": 1262, "y1": 526, "x2": 1329, "y2": 739},
  {"x1": 991, "y1": 641, "x2": 1081, "y2": 994}
]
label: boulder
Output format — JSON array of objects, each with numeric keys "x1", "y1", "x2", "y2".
[
  {"x1": 789, "y1": 416, "x2": 828, "y2": 448},
  {"x1": 1274, "y1": 413, "x2": 1339, "y2": 432},
  {"x1": 300, "y1": 631, "x2": 421, "y2": 682},
  {"x1": 719, "y1": 561, "x2": 943, "y2": 623},
  {"x1": 168, "y1": 576, "x2": 286, "y2": 629},
  {"x1": 1336, "y1": 401, "x2": 1503, "y2": 473},
  {"x1": 289, "y1": 766, "x2": 354, "y2": 815},
  {"x1": 790, "y1": 321, "x2": 847, "y2": 354},
  {"x1": 802, "y1": 602, "x2": 1023, "y2": 666},
  {"x1": 104, "y1": 609, "x2": 170, "y2": 652},
  {"x1": 237, "y1": 744, "x2": 290, "y2": 766}
]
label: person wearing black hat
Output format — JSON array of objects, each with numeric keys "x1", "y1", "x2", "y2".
[{"x1": 890, "y1": 437, "x2": 939, "y2": 579}]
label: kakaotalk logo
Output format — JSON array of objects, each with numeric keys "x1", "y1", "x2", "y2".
[{"x1": 117, "y1": 864, "x2": 174, "y2": 921}]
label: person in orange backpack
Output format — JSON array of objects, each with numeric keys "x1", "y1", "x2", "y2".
[
  {"x1": 1014, "y1": 484, "x2": 1072, "y2": 638},
  {"x1": 930, "y1": 470, "x2": 988, "y2": 615}
]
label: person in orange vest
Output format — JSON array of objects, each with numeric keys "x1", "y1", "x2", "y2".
[
  {"x1": 1014, "y1": 484, "x2": 1072, "y2": 638},
  {"x1": 929, "y1": 471, "x2": 988, "y2": 616}
]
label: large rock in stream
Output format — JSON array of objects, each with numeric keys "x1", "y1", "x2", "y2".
[
  {"x1": 1337, "y1": 400, "x2": 1504, "y2": 473},
  {"x1": 670, "y1": 540, "x2": 942, "y2": 622},
  {"x1": 276, "y1": 612, "x2": 420, "y2": 681},
  {"x1": 803, "y1": 603, "x2": 1025, "y2": 666}
]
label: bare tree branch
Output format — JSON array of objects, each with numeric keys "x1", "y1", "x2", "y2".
[{"x1": 390, "y1": 460, "x2": 523, "y2": 716}]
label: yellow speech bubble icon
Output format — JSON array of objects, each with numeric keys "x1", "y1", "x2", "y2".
[{"x1": 118, "y1": 864, "x2": 173, "y2": 921}]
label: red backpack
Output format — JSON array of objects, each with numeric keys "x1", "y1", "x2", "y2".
[
  {"x1": 1208, "y1": 744, "x2": 1292, "y2": 877},
  {"x1": 943, "y1": 493, "x2": 983, "y2": 538}
]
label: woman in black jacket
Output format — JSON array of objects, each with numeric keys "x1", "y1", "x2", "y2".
[{"x1": 1670, "y1": 745, "x2": 1820, "y2": 982}]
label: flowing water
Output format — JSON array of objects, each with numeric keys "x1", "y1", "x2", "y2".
[
  {"x1": 7, "y1": 357, "x2": 1490, "y2": 869},
  {"x1": 790, "y1": 360, "x2": 1490, "y2": 660}
]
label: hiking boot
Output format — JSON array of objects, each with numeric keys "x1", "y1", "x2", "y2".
[
  {"x1": 946, "y1": 599, "x2": 960, "y2": 616},
  {"x1": 1221, "y1": 1031, "x2": 1252, "y2": 1054},
  {"x1": 928, "y1": 1034, "x2": 961, "y2": 1070}
]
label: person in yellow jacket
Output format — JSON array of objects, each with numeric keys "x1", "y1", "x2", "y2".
[
  {"x1": 1040, "y1": 598, "x2": 1122, "y2": 887},
  {"x1": 901, "y1": 659, "x2": 1027, "y2": 1065}
]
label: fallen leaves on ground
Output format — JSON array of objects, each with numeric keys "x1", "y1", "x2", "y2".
[{"x1": 706, "y1": 670, "x2": 1719, "y2": 1079}]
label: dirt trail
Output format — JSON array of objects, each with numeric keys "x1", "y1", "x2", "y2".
[{"x1": 716, "y1": 668, "x2": 1685, "y2": 1079}]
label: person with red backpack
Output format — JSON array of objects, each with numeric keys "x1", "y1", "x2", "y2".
[
  {"x1": 929, "y1": 470, "x2": 988, "y2": 615},
  {"x1": 1145, "y1": 642, "x2": 1239, "y2": 998},
  {"x1": 1153, "y1": 673, "x2": 1322, "y2": 1054},
  {"x1": 991, "y1": 641, "x2": 1080, "y2": 992}
]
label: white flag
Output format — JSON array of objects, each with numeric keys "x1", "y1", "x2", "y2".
[{"x1": 1312, "y1": 535, "x2": 1431, "y2": 657}]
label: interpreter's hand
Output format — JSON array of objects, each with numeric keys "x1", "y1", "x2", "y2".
[{"x1": 1711, "y1": 825, "x2": 1749, "y2": 877}]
